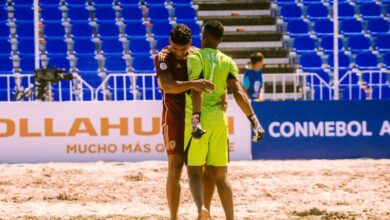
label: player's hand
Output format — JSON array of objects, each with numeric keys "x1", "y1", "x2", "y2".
[
  {"x1": 191, "y1": 79, "x2": 215, "y2": 93},
  {"x1": 248, "y1": 114, "x2": 265, "y2": 142},
  {"x1": 219, "y1": 94, "x2": 228, "y2": 112},
  {"x1": 191, "y1": 113, "x2": 206, "y2": 139}
]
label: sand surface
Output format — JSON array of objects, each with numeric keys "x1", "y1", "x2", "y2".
[{"x1": 0, "y1": 159, "x2": 389, "y2": 220}]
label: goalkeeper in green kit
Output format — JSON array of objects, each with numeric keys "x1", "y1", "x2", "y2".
[{"x1": 185, "y1": 20, "x2": 265, "y2": 220}]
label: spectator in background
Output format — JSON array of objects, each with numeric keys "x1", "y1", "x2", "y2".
[{"x1": 242, "y1": 52, "x2": 264, "y2": 101}]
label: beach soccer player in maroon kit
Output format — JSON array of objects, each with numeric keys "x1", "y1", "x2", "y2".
[{"x1": 155, "y1": 24, "x2": 216, "y2": 220}]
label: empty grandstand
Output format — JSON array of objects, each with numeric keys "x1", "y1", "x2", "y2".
[{"x1": 0, "y1": 0, "x2": 389, "y2": 101}]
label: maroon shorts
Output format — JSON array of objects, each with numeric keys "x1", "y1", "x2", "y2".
[{"x1": 162, "y1": 122, "x2": 185, "y2": 155}]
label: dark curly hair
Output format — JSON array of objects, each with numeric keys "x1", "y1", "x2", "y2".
[{"x1": 170, "y1": 24, "x2": 192, "y2": 46}]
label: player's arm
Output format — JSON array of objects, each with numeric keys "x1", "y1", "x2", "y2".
[
  {"x1": 228, "y1": 78, "x2": 265, "y2": 141},
  {"x1": 158, "y1": 73, "x2": 214, "y2": 94},
  {"x1": 188, "y1": 52, "x2": 206, "y2": 139}
]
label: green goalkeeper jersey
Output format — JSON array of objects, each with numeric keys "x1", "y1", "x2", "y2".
[{"x1": 186, "y1": 48, "x2": 239, "y2": 126}]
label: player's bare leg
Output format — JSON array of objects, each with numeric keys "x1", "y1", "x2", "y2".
[
  {"x1": 167, "y1": 154, "x2": 184, "y2": 220},
  {"x1": 203, "y1": 165, "x2": 215, "y2": 214},
  {"x1": 210, "y1": 166, "x2": 234, "y2": 220},
  {"x1": 187, "y1": 166, "x2": 209, "y2": 219}
]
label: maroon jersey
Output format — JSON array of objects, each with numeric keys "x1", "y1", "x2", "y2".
[{"x1": 155, "y1": 46, "x2": 197, "y2": 125}]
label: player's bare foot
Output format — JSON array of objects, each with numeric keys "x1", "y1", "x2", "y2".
[{"x1": 197, "y1": 206, "x2": 209, "y2": 220}]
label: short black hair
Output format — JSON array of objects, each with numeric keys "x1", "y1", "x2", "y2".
[
  {"x1": 203, "y1": 20, "x2": 224, "y2": 40},
  {"x1": 250, "y1": 52, "x2": 264, "y2": 65},
  {"x1": 170, "y1": 24, "x2": 192, "y2": 46}
]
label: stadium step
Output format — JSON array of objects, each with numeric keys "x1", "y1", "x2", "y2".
[{"x1": 195, "y1": 0, "x2": 295, "y2": 75}]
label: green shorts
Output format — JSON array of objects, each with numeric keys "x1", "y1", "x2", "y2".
[{"x1": 184, "y1": 124, "x2": 229, "y2": 166}]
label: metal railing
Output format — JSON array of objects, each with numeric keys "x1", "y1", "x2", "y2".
[
  {"x1": 0, "y1": 74, "x2": 94, "y2": 102},
  {"x1": 1, "y1": 71, "x2": 388, "y2": 102}
]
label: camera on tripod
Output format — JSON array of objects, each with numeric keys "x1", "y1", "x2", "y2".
[
  {"x1": 35, "y1": 68, "x2": 73, "y2": 84},
  {"x1": 16, "y1": 68, "x2": 74, "y2": 101}
]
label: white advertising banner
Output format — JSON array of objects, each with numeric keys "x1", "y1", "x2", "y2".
[{"x1": 0, "y1": 102, "x2": 251, "y2": 163}]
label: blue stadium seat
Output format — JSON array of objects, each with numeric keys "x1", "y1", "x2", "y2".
[
  {"x1": 110, "y1": 88, "x2": 136, "y2": 101},
  {"x1": 171, "y1": 0, "x2": 193, "y2": 7},
  {"x1": 97, "y1": 22, "x2": 119, "y2": 37},
  {"x1": 286, "y1": 20, "x2": 309, "y2": 37},
  {"x1": 44, "y1": 23, "x2": 66, "y2": 37},
  {"x1": 148, "y1": 5, "x2": 170, "y2": 22},
  {"x1": 347, "y1": 35, "x2": 371, "y2": 53},
  {"x1": 354, "y1": 0, "x2": 375, "y2": 3},
  {"x1": 16, "y1": 22, "x2": 34, "y2": 37},
  {"x1": 129, "y1": 38, "x2": 151, "y2": 55},
  {"x1": 177, "y1": 21, "x2": 201, "y2": 35},
  {"x1": 41, "y1": 6, "x2": 63, "y2": 21},
  {"x1": 94, "y1": 6, "x2": 117, "y2": 21},
  {"x1": 78, "y1": 71, "x2": 102, "y2": 88},
  {"x1": 376, "y1": 34, "x2": 390, "y2": 53},
  {"x1": 101, "y1": 38, "x2": 124, "y2": 54},
  {"x1": 92, "y1": 0, "x2": 115, "y2": 6},
  {"x1": 76, "y1": 55, "x2": 99, "y2": 72},
  {"x1": 174, "y1": 5, "x2": 196, "y2": 22},
  {"x1": 104, "y1": 54, "x2": 127, "y2": 72},
  {"x1": 320, "y1": 36, "x2": 343, "y2": 54},
  {"x1": 46, "y1": 38, "x2": 68, "y2": 54},
  {"x1": 0, "y1": 39, "x2": 11, "y2": 55},
  {"x1": 302, "y1": 0, "x2": 322, "y2": 5},
  {"x1": 71, "y1": 23, "x2": 93, "y2": 37},
  {"x1": 0, "y1": 55, "x2": 13, "y2": 74},
  {"x1": 313, "y1": 19, "x2": 333, "y2": 37},
  {"x1": 12, "y1": 0, "x2": 33, "y2": 6},
  {"x1": 17, "y1": 38, "x2": 34, "y2": 54},
  {"x1": 338, "y1": 3, "x2": 356, "y2": 20},
  {"x1": 47, "y1": 55, "x2": 70, "y2": 69},
  {"x1": 367, "y1": 18, "x2": 389, "y2": 36},
  {"x1": 355, "y1": 52, "x2": 379, "y2": 70},
  {"x1": 340, "y1": 19, "x2": 363, "y2": 37},
  {"x1": 67, "y1": 5, "x2": 90, "y2": 22},
  {"x1": 155, "y1": 36, "x2": 169, "y2": 51},
  {"x1": 362, "y1": 72, "x2": 387, "y2": 85},
  {"x1": 360, "y1": 3, "x2": 382, "y2": 20},
  {"x1": 342, "y1": 85, "x2": 366, "y2": 100},
  {"x1": 371, "y1": 85, "x2": 390, "y2": 99},
  {"x1": 328, "y1": 52, "x2": 351, "y2": 70},
  {"x1": 145, "y1": 0, "x2": 166, "y2": 6},
  {"x1": 121, "y1": 5, "x2": 143, "y2": 21},
  {"x1": 275, "y1": 0, "x2": 295, "y2": 6},
  {"x1": 152, "y1": 21, "x2": 173, "y2": 37},
  {"x1": 192, "y1": 35, "x2": 201, "y2": 47},
  {"x1": 300, "y1": 53, "x2": 323, "y2": 71},
  {"x1": 39, "y1": 0, "x2": 60, "y2": 7},
  {"x1": 306, "y1": 69, "x2": 330, "y2": 85},
  {"x1": 73, "y1": 39, "x2": 96, "y2": 54},
  {"x1": 0, "y1": 7, "x2": 8, "y2": 22},
  {"x1": 19, "y1": 54, "x2": 36, "y2": 73},
  {"x1": 66, "y1": 0, "x2": 87, "y2": 6},
  {"x1": 14, "y1": 6, "x2": 33, "y2": 22},
  {"x1": 132, "y1": 55, "x2": 155, "y2": 73},
  {"x1": 117, "y1": 0, "x2": 140, "y2": 7},
  {"x1": 293, "y1": 36, "x2": 316, "y2": 54},
  {"x1": 0, "y1": 23, "x2": 10, "y2": 37},
  {"x1": 306, "y1": 3, "x2": 329, "y2": 20},
  {"x1": 125, "y1": 21, "x2": 147, "y2": 37},
  {"x1": 280, "y1": 4, "x2": 302, "y2": 21},
  {"x1": 383, "y1": 53, "x2": 390, "y2": 69},
  {"x1": 313, "y1": 86, "x2": 333, "y2": 100},
  {"x1": 338, "y1": 69, "x2": 359, "y2": 85}
]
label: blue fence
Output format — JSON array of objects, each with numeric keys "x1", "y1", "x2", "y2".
[{"x1": 252, "y1": 100, "x2": 390, "y2": 159}]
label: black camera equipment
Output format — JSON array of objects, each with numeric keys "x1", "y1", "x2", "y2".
[{"x1": 16, "y1": 68, "x2": 74, "y2": 101}]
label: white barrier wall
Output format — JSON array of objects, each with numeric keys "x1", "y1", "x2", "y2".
[{"x1": 0, "y1": 102, "x2": 251, "y2": 163}]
